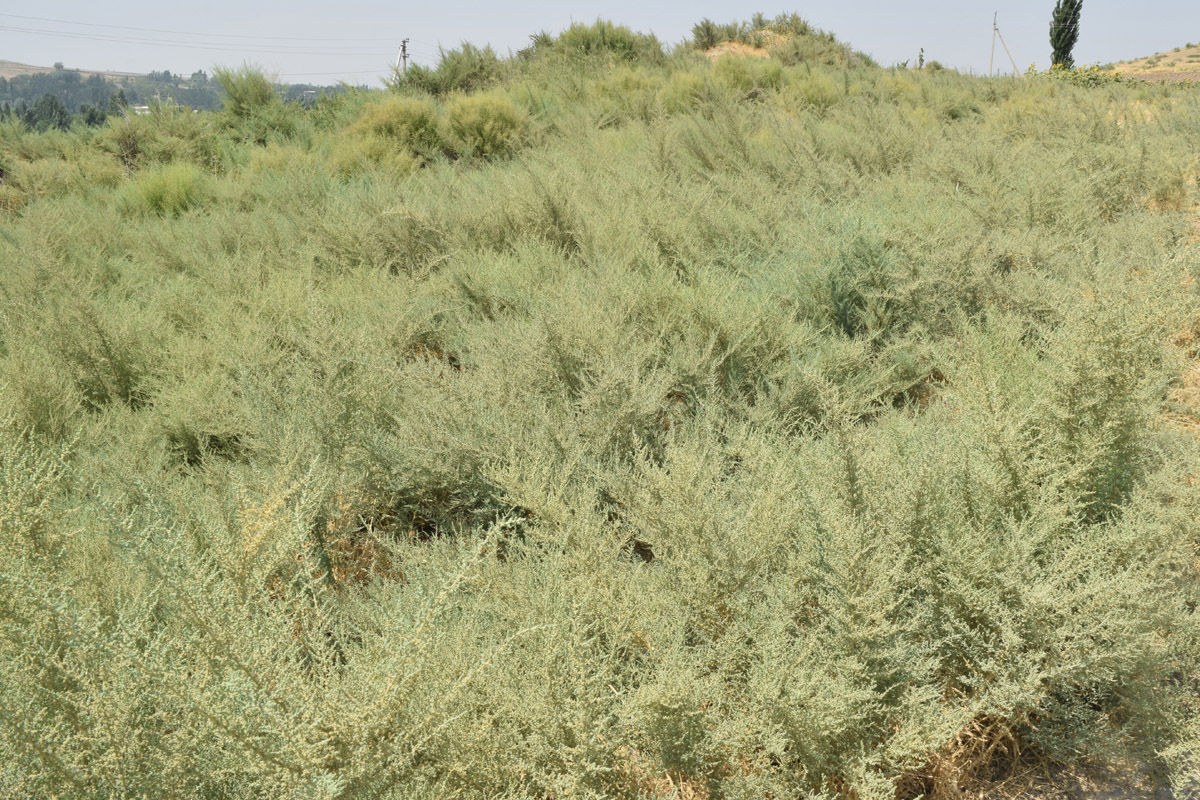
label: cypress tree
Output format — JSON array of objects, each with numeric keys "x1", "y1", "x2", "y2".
[{"x1": 1049, "y1": 0, "x2": 1083, "y2": 68}]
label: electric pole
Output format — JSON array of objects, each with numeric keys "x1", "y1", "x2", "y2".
[
  {"x1": 989, "y1": 13, "x2": 1020, "y2": 76},
  {"x1": 395, "y1": 39, "x2": 410, "y2": 76}
]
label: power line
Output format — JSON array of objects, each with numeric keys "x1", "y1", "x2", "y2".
[
  {"x1": 0, "y1": 12, "x2": 396, "y2": 42},
  {"x1": 0, "y1": 24, "x2": 393, "y2": 56},
  {"x1": 278, "y1": 69, "x2": 385, "y2": 76}
]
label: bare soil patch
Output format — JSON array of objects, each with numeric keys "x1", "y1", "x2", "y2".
[
  {"x1": 702, "y1": 31, "x2": 788, "y2": 61},
  {"x1": 704, "y1": 42, "x2": 770, "y2": 60}
]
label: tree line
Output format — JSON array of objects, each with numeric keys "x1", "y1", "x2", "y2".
[{"x1": 0, "y1": 65, "x2": 360, "y2": 131}]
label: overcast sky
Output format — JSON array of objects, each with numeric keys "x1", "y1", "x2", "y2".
[{"x1": 1, "y1": 2, "x2": 1196, "y2": 85}]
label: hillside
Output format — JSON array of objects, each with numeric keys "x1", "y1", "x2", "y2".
[
  {"x1": 0, "y1": 58, "x2": 142, "y2": 80},
  {"x1": 1113, "y1": 41, "x2": 1200, "y2": 81},
  {"x1": 2, "y1": 14, "x2": 1200, "y2": 800}
]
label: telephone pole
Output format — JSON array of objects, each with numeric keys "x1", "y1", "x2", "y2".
[
  {"x1": 989, "y1": 13, "x2": 1020, "y2": 76},
  {"x1": 395, "y1": 39, "x2": 410, "y2": 76}
]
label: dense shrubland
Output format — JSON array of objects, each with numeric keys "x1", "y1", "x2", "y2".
[{"x1": 2, "y1": 14, "x2": 1200, "y2": 800}]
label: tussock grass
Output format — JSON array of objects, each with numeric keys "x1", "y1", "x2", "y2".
[{"x1": 2, "y1": 12, "x2": 1200, "y2": 800}]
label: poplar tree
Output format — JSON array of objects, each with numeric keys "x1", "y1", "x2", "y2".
[{"x1": 1050, "y1": 0, "x2": 1083, "y2": 68}]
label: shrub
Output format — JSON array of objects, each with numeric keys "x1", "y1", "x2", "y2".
[
  {"x1": 660, "y1": 70, "x2": 709, "y2": 114},
  {"x1": 773, "y1": 33, "x2": 857, "y2": 67},
  {"x1": 444, "y1": 94, "x2": 526, "y2": 158},
  {"x1": 120, "y1": 162, "x2": 211, "y2": 216},
  {"x1": 554, "y1": 20, "x2": 665, "y2": 63},
  {"x1": 5, "y1": 158, "x2": 76, "y2": 200},
  {"x1": 399, "y1": 43, "x2": 503, "y2": 96},
  {"x1": 712, "y1": 53, "x2": 783, "y2": 95},
  {"x1": 246, "y1": 142, "x2": 312, "y2": 175},
  {"x1": 213, "y1": 64, "x2": 277, "y2": 118},
  {"x1": 327, "y1": 132, "x2": 420, "y2": 177},
  {"x1": 72, "y1": 151, "x2": 125, "y2": 188},
  {"x1": 691, "y1": 19, "x2": 721, "y2": 51},
  {"x1": 348, "y1": 96, "x2": 443, "y2": 155},
  {"x1": 784, "y1": 68, "x2": 842, "y2": 108},
  {"x1": 1038, "y1": 63, "x2": 1134, "y2": 86},
  {"x1": 4, "y1": 16, "x2": 1200, "y2": 800},
  {"x1": 0, "y1": 184, "x2": 22, "y2": 213}
]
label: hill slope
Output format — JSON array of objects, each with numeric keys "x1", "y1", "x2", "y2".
[
  {"x1": 0, "y1": 59, "x2": 141, "y2": 80},
  {"x1": 1113, "y1": 41, "x2": 1200, "y2": 81},
  {"x1": 1, "y1": 16, "x2": 1200, "y2": 800}
]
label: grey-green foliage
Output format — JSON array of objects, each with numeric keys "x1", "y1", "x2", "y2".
[{"x1": 1, "y1": 14, "x2": 1200, "y2": 800}]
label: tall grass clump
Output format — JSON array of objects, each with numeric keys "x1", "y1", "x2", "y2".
[{"x1": 119, "y1": 162, "x2": 212, "y2": 215}]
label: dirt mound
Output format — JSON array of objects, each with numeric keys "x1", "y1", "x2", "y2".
[
  {"x1": 702, "y1": 30, "x2": 788, "y2": 61},
  {"x1": 704, "y1": 42, "x2": 770, "y2": 60}
]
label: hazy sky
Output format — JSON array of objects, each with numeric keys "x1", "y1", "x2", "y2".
[{"x1": 2, "y1": 2, "x2": 1197, "y2": 85}]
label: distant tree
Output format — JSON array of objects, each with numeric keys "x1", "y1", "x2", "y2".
[
  {"x1": 53, "y1": 61, "x2": 64, "y2": 70},
  {"x1": 21, "y1": 94, "x2": 70, "y2": 131},
  {"x1": 1049, "y1": 0, "x2": 1083, "y2": 68},
  {"x1": 82, "y1": 73, "x2": 108, "y2": 107},
  {"x1": 78, "y1": 103, "x2": 107, "y2": 126}
]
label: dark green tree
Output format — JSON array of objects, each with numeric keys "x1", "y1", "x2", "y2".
[
  {"x1": 21, "y1": 94, "x2": 70, "y2": 131},
  {"x1": 1049, "y1": 0, "x2": 1083, "y2": 68},
  {"x1": 78, "y1": 103, "x2": 107, "y2": 126}
]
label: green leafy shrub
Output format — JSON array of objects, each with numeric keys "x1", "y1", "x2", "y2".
[{"x1": 1038, "y1": 63, "x2": 1136, "y2": 86}]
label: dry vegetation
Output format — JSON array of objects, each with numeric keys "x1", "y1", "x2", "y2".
[
  {"x1": 1113, "y1": 41, "x2": 1200, "y2": 82},
  {"x1": 2, "y1": 15, "x2": 1200, "y2": 800}
]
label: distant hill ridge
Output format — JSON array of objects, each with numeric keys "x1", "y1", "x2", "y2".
[
  {"x1": 1112, "y1": 41, "x2": 1200, "y2": 81},
  {"x1": 0, "y1": 59, "x2": 142, "y2": 80}
]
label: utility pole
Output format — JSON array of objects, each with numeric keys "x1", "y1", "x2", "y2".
[
  {"x1": 989, "y1": 13, "x2": 997, "y2": 76},
  {"x1": 395, "y1": 39, "x2": 410, "y2": 76},
  {"x1": 989, "y1": 13, "x2": 1020, "y2": 76}
]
